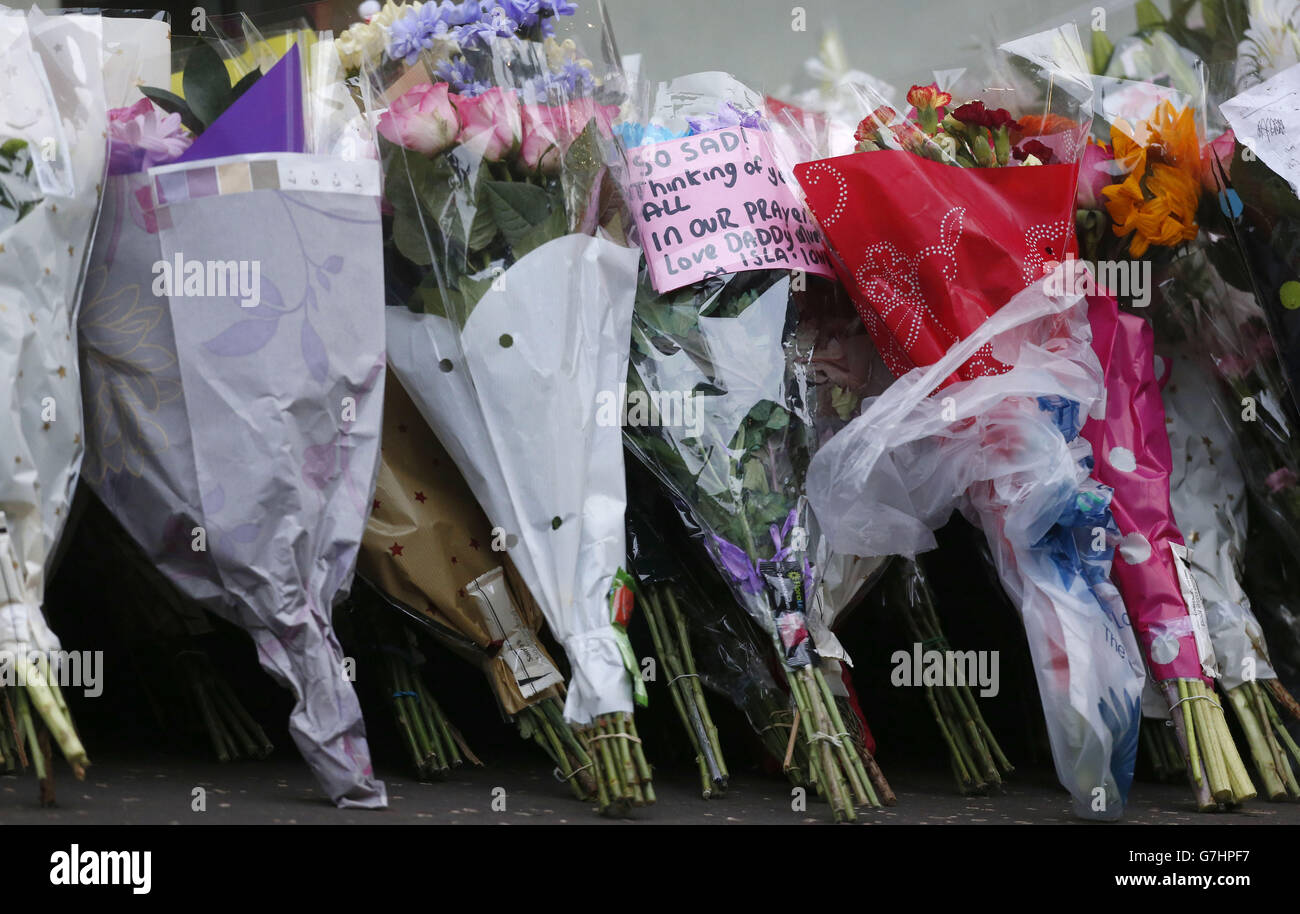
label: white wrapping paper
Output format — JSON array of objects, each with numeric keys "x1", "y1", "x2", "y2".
[
  {"x1": 388, "y1": 232, "x2": 642, "y2": 724},
  {"x1": 0, "y1": 9, "x2": 106, "y2": 662}
]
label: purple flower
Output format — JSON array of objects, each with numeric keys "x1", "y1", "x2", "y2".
[
  {"x1": 388, "y1": 2, "x2": 456, "y2": 63},
  {"x1": 107, "y1": 98, "x2": 192, "y2": 175},
  {"x1": 499, "y1": 0, "x2": 540, "y2": 26},
  {"x1": 686, "y1": 101, "x2": 767, "y2": 135},
  {"x1": 456, "y1": 5, "x2": 518, "y2": 45},
  {"x1": 434, "y1": 57, "x2": 491, "y2": 96},
  {"x1": 539, "y1": 0, "x2": 577, "y2": 15},
  {"x1": 445, "y1": 0, "x2": 484, "y2": 26},
  {"x1": 769, "y1": 508, "x2": 798, "y2": 560},
  {"x1": 711, "y1": 535, "x2": 765, "y2": 595}
]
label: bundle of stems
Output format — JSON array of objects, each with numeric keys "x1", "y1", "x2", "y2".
[
  {"x1": 515, "y1": 695, "x2": 598, "y2": 801},
  {"x1": 1162, "y1": 678, "x2": 1255, "y2": 810},
  {"x1": 834, "y1": 692, "x2": 897, "y2": 807},
  {"x1": 892, "y1": 560, "x2": 1012, "y2": 793},
  {"x1": 177, "y1": 652, "x2": 272, "y2": 762},
  {"x1": 381, "y1": 649, "x2": 471, "y2": 780},
  {"x1": 1224, "y1": 678, "x2": 1300, "y2": 801},
  {"x1": 786, "y1": 663, "x2": 888, "y2": 822},
  {"x1": 0, "y1": 658, "x2": 87, "y2": 791},
  {"x1": 577, "y1": 711, "x2": 655, "y2": 817},
  {"x1": 1141, "y1": 718, "x2": 1186, "y2": 781},
  {"x1": 641, "y1": 582, "x2": 728, "y2": 798}
]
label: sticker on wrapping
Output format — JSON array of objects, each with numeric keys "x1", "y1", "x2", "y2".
[
  {"x1": 1169, "y1": 543, "x2": 1219, "y2": 680},
  {"x1": 759, "y1": 560, "x2": 815, "y2": 669},
  {"x1": 609, "y1": 569, "x2": 648, "y2": 707},
  {"x1": 467, "y1": 568, "x2": 563, "y2": 698},
  {"x1": 624, "y1": 127, "x2": 836, "y2": 293}
]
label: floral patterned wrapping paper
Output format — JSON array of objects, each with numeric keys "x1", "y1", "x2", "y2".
[{"x1": 78, "y1": 153, "x2": 389, "y2": 808}]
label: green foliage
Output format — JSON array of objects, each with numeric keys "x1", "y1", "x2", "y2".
[
  {"x1": 0, "y1": 137, "x2": 42, "y2": 229},
  {"x1": 142, "y1": 42, "x2": 264, "y2": 137}
]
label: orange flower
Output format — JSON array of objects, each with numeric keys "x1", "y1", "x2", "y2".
[
  {"x1": 1102, "y1": 162, "x2": 1199, "y2": 257},
  {"x1": 1015, "y1": 112, "x2": 1077, "y2": 136},
  {"x1": 906, "y1": 85, "x2": 952, "y2": 110},
  {"x1": 1100, "y1": 101, "x2": 1203, "y2": 255}
]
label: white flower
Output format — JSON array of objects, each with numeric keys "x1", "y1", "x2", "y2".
[
  {"x1": 1236, "y1": 0, "x2": 1300, "y2": 89},
  {"x1": 337, "y1": 1, "x2": 421, "y2": 72},
  {"x1": 544, "y1": 37, "x2": 591, "y2": 74}
]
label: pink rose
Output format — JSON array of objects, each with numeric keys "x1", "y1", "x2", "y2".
[
  {"x1": 519, "y1": 99, "x2": 620, "y2": 173},
  {"x1": 107, "y1": 97, "x2": 191, "y2": 175},
  {"x1": 1201, "y1": 129, "x2": 1235, "y2": 192},
  {"x1": 520, "y1": 105, "x2": 564, "y2": 173},
  {"x1": 378, "y1": 82, "x2": 460, "y2": 157},
  {"x1": 1077, "y1": 141, "x2": 1116, "y2": 211},
  {"x1": 455, "y1": 87, "x2": 521, "y2": 162},
  {"x1": 1266, "y1": 467, "x2": 1298, "y2": 494}
]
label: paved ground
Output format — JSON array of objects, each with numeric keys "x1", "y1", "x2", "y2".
[{"x1": 7, "y1": 752, "x2": 1300, "y2": 824}]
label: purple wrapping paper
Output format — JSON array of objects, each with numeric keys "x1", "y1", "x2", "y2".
[
  {"x1": 174, "y1": 43, "x2": 305, "y2": 164},
  {"x1": 79, "y1": 153, "x2": 387, "y2": 807}
]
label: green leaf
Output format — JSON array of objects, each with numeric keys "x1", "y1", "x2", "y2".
[
  {"x1": 1135, "y1": 0, "x2": 1166, "y2": 31},
  {"x1": 1090, "y1": 28, "x2": 1115, "y2": 75},
  {"x1": 231, "y1": 68, "x2": 261, "y2": 101},
  {"x1": 511, "y1": 204, "x2": 567, "y2": 260},
  {"x1": 0, "y1": 138, "x2": 28, "y2": 159},
  {"x1": 466, "y1": 183, "x2": 500, "y2": 251},
  {"x1": 140, "y1": 87, "x2": 204, "y2": 136},
  {"x1": 741, "y1": 457, "x2": 769, "y2": 494},
  {"x1": 482, "y1": 181, "x2": 553, "y2": 248},
  {"x1": 183, "y1": 43, "x2": 234, "y2": 129},
  {"x1": 392, "y1": 207, "x2": 434, "y2": 266}
]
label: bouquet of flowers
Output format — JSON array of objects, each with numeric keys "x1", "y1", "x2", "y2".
[
  {"x1": 355, "y1": 0, "x2": 656, "y2": 814},
  {"x1": 1162, "y1": 345, "x2": 1300, "y2": 798},
  {"x1": 796, "y1": 27, "x2": 1148, "y2": 820},
  {"x1": 616, "y1": 71, "x2": 893, "y2": 822},
  {"x1": 78, "y1": 27, "x2": 390, "y2": 807},
  {"x1": 356, "y1": 371, "x2": 595, "y2": 794},
  {"x1": 0, "y1": 7, "x2": 121, "y2": 790},
  {"x1": 1068, "y1": 3, "x2": 1294, "y2": 803}
]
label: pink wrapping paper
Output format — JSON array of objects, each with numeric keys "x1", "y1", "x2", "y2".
[{"x1": 1080, "y1": 295, "x2": 1209, "y2": 683}]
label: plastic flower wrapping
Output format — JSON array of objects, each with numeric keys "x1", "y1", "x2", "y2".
[
  {"x1": 353, "y1": 0, "x2": 662, "y2": 813},
  {"x1": 6, "y1": 0, "x2": 1300, "y2": 833},
  {"x1": 792, "y1": 27, "x2": 1151, "y2": 819},
  {"x1": 611, "y1": 70, "x2": 899, "y2": 822}
]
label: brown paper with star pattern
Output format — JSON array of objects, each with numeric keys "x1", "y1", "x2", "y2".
[{"x1": 358, "y1": 371, "x2": 564, "y2": 716}]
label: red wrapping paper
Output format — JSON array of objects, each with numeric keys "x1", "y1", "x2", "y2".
[
  {"x1": 1080, "y1": 295, "x2": 1209, "y2": 683},
  {"x1": 795, "y1": 150, "x2": 1079, "y2": 382}
]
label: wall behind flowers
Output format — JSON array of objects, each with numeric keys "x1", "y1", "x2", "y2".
[{"x1": 602, "y1": 0, "x2": 1141, "y2": 94}]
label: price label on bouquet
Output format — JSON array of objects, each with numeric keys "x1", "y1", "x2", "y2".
[{"x1": 624, "y1": 127, "x2": 836, "y2": 293}]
